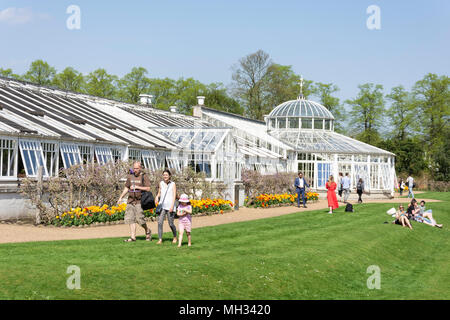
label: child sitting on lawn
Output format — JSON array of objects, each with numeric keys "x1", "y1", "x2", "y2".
[{"x1": 177, "y1": 194, "x2": 192, "y2": 247}]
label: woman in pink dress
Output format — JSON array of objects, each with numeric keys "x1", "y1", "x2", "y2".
[{"x1": 326, "y1": 175, "x2": 339, "y2": 214}]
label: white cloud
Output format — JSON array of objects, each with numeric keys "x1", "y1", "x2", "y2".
[{"x1": 0, "y1": 7, "x2": 49, "y2": 25}]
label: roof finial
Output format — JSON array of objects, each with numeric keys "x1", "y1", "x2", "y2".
[{"x1": 298, "y1": 75, "x2": 305, "y2": 100}]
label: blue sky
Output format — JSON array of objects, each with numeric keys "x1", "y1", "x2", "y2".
[{"x1": 0, "y1": 0, "x2": 449, "y2": 103}]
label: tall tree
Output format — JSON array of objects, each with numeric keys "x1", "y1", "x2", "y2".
[
  {"x1": 312, "y1": 82, "x2": 345, "y2": 133},
  {"x1": 205, "y1": 83, "x2": 244, "y2": 115},
  {"x1": 52, "y1": 67, "x2": 85, "y2": 92},
  {"x1": 345, "y1": 83, "x2": 385, "y2": 144},
  {"x1": 264, "y1": 64, "x2": 302, "y2": 108},
  {"x1": 231, "y1": 50, "x2": 273, "y2": 120},
  {"x1": 117, "y1": 67, "x2": 150, "y2": 104},
  {"x1": 386, "y1": 85, "x2": 416, "y2": 141},
  {"x1": 84, "y1": 68, "x2": 118, "y2": 99},
  {"x1": 0, "y1": 68, "x2": 21, "y2": 80},
  {"x1": 412, "y1": 73, "x2": 450, "y2": 179},
  {"x1": 382, "y1": 138, "x2": 427, "y2": 175},
  {"x1": 173, "y1": 78, "x2": 207, "y2": 115},
  {"x1": 432, "y1": 125, "x2": 450, "y2": 181},
  {"x1": 23, "y1": 60, "x2": 56, "y2": 85},
  {"x1": 148, "y1": 77, "x2": 177, "y2": 110}
]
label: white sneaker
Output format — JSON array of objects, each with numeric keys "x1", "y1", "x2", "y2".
[{"x1": 328, "y1": 211, "x2": 333, "y2": 214}]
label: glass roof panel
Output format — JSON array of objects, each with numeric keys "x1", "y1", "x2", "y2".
[
  {"x1": 269, "y1": 130, "x2": 394, "y2": 155},
  {"x1": 153, "y1": 128, "x2": 226, "y2": 152},
  {"x1": 268, "y1": 99, "x2": 334, "y2": 120}
]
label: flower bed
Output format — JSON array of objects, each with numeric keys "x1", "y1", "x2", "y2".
[
  {"x1": 244, "y1": 192, "x2": 319, "y2": 208},
  {"x1": 51, "y1": 198, "x2": 234, "y2": 227},
  {"x1": 191, "y1": 198, "x2": 234, "y2": 215}
]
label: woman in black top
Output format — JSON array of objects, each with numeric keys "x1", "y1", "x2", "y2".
[
  {"x1": 356, "y1": 178, "x2": 364, "y2": 203},
  {"x1": 406, "y1": 199, "x2": 419, "y2": 220}
]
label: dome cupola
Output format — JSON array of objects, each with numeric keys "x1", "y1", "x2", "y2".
[{"x1": 266, "y1": 76, "x2": 334, "y2": 131}]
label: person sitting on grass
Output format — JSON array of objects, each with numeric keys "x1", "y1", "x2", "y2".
[
  {"x1": 413, "y1": 201, "x2": 443, "y2": 228},
  {"x1": 406, "y1": 199, "x2": 419, "y2": 220},
  {"x1": 393, "y1": 205, "x2": 413, "y2": 230},
  {"x1": 177, "y1": 194, "x2": 193, "y2": 247}
]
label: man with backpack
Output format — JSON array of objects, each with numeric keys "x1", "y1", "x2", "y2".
[
  {"x1": 118, "y1": 161, "x2": 152, "y2": 242},
  {"x1": 342, "y1": 172, "x2": 351, "y2": 203}
]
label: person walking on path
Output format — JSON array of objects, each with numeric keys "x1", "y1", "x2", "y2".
[
  {"x1": 356, "y1": 178, "x2": 365, "y2": 204},
  {"x1": 337, "y1": 172, "x2": 344, "y2": 202},
  {"x1": 155, "y1": 169, "x2": 178, "y2": 244},
  {"x1": 295, "y1": 172, "x2": 310, "y2": 208},
  {"x1": 118, "y1": 162, "x2": 152, "y2": 242},
  {"x1": 342, "y1": 173, "x2": 351, "y2": 203},
  {"x1": 326, "y1": 175, "x2": 339, "y2": 214},
  {"x1": 406, "y1": 175, "x2": 415, "y2": 199},
  {"x1": 177, "y1": 194, "x2": 193, "y2": 247}
]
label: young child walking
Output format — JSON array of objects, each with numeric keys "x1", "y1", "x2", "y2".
[{"x1": 177, "y1": 194, "x2": 192, "y2": 247}]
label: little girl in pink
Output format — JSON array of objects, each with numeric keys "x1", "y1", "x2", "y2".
[{"x1": 177, "y1": 194, "x2": 192, "y2": 247}]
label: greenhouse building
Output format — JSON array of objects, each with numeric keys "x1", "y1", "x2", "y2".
[{"x1": 0, "y1": 77, "x2": 395, "y2": 221}]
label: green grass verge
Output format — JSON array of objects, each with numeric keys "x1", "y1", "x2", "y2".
[
  {"x1": 400, "y1": 191, "x2": 450, "y2": 202},
  {"x1": 0, "y1": 193, "x2": 449, "y2": 300}
]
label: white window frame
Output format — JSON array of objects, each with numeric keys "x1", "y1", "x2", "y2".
[
  {"x1": 19, "y1": 140, "x2": 49, "y2": 177},
  {"x1": 78, "y1": 145, "x2": 93, "y2": 164},
  {"x1": 95, "y1": 146, "x2": 113, "y2": 165},
  {"x1": 166, "y1": 156, "x2": 181, "y2": 172},
  {"x1": 0, "y1": 138, "x2": 17, "y2": 179},
  {"x1": 142, "y1": 150, "x2": 158, "y2": 172},
  {"x1": 111, "y1": 147, "x2": 123, "y2": 162},
  {"x1": 42, "y1": 141, "x2": 58, "y2": 176},
  {"x1": 128, "y1": 148, "x2": 142, "y2": 162},
  {"x1": 60, "y1": 143, "x2": 82, "y2": 169}
]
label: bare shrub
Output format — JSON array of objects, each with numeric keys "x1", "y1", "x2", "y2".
[
  {"x1": 242, "y1": 169, "x2": 297, "y2": 199},
  {"x1": 21, "y1": 161, "x2": 227, "y2": 224}
]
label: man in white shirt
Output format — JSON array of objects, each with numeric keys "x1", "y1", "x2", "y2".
[
  {"x1": 342, "y1": 173, "x2": 351, "y2": 203},
  {"x1": 295, "y1": 172, "x2": 310, "y2": 208},
  {"x1": 406, "y1": 175, "x2": 414, "y2": 199}
]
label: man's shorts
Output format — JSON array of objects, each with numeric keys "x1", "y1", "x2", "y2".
[{"x1": 124, "y1": 203, "x2": 146, "y2": 225}]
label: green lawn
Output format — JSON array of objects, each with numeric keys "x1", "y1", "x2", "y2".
[
  {"x1": 401, "y1": 191, "x2": 450, "y2": 202},
  {"x1": 0, "y1": 193, "x2": 449, "y2": 300}
]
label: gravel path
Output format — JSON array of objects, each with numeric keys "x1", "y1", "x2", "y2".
[{"x1": 0, "y1": 196, "x2": 441, "y2": 244}]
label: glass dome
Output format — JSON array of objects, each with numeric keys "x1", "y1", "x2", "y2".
[
  {"x1": 268, "y1": 99, "x2": 334, "y2": 119},
  {"x1": 266, "y1": 98, "x2": 335, "y2": 131}
]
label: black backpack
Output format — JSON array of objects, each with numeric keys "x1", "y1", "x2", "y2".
[
  {"x1": 345, "y1": 203, "x2": 354, "y2": 212},
  {"x1": 140, "y1": 174, "x2": 156, "y2": 210}
]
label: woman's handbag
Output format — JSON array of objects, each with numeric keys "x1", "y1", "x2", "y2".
[{"x1": 155, "y1": 181, "x2": 171, "y2": 215}]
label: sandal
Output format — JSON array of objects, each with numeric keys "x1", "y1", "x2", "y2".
[
  {"x1": 124, "y1": 238, "x2": 136, "y2": 242},
  {"x1": 146, "y1": 231, "x2": 152, "y2": 241}
]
